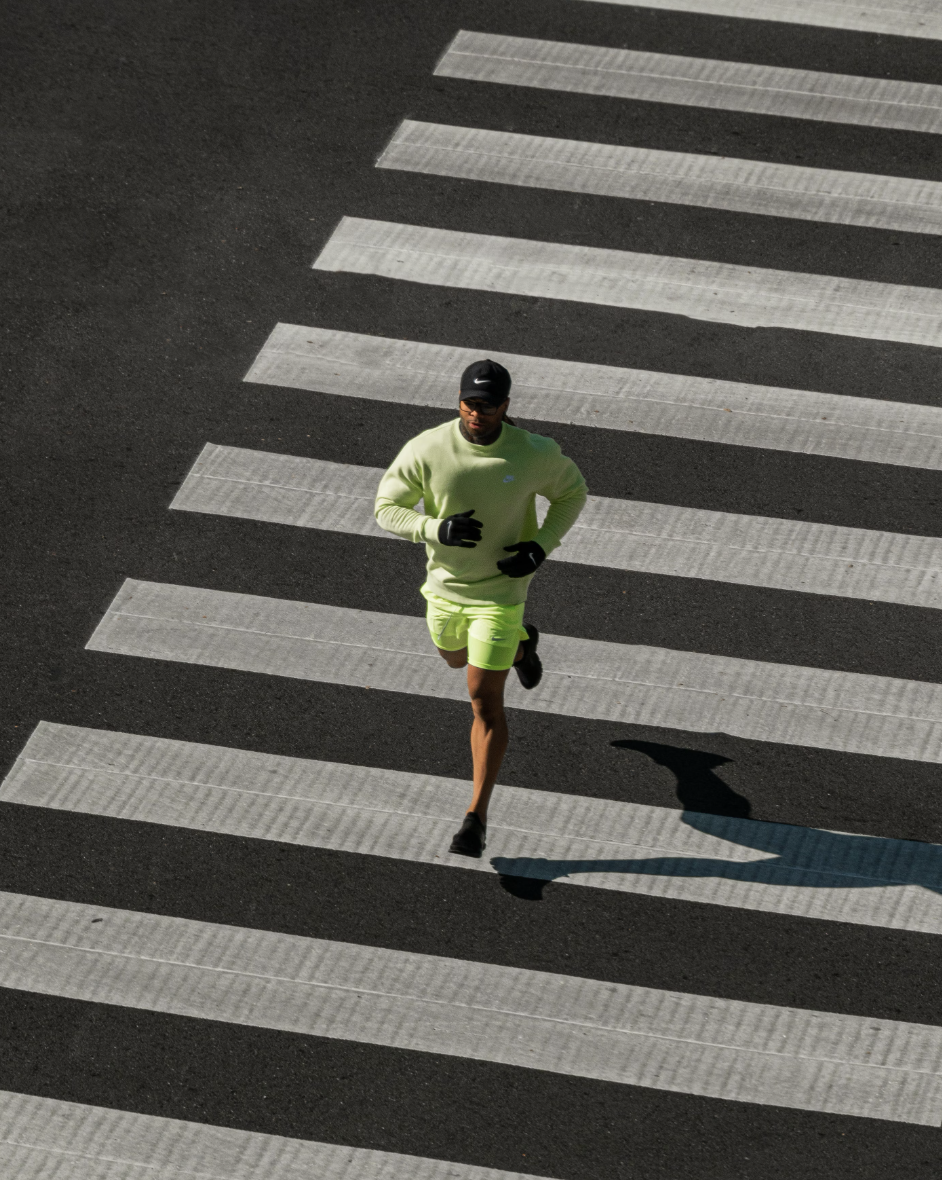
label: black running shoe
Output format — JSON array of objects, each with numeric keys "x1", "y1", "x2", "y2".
[
  {"x1": 449, "y1": 812, "x2": 487, "y2": 858},
  {"x1": 514, "y1": 624, "x2": 542, "y2": 690}
]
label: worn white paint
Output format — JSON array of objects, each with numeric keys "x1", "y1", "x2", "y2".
[
  {"x1": 574, "y1": 0, "x2": 942, "y2": 41},
  {"x1": 9, "y1": 721, "x2": 942, "y2": 935},
  {"x1": 245, "y1": 325, "x2": 942, "y2": 469},
  {"x1": 379, "y1": 121, "x2": 942, "y2": 235},
  {"x1": 313, "y1": 218, "x2": 942, "y2": 347},
  {"x1": 0, "y1": 1090, "x2": 547, "y2": 1179},
  {"x1": 435, "y1": 31, "x2": 942, "y2": 134},
  {"x1": 172, "y1": 445, "x2": 942, "y2": 609},
  {"x1": 1, "y1": 891, "x2": 940, "y2": 1122},
  {"x1": 87, "y1": 580, "x2": 942, "y2": 764}
]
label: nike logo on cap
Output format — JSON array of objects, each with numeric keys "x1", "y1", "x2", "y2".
[{"x1": 473, "y1": 378, "x2": 490, "y2": 384}]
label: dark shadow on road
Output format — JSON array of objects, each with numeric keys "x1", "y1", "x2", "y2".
[
  {"x1": 611, "y1": 739, "x2": 750, "y2": 818},
  {"x1": 497, "y1": 874, "x2": 551, "y2": 901},
  {"x1": 490, "y1": 740, "x2": 942, "y2": 899}
]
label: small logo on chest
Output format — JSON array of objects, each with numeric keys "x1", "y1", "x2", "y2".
[{"x1": 503, "y1": 474, "x2": 515, "y2": 483}]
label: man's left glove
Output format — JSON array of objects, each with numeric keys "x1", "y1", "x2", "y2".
[{"x1": 497, "y1": 541, "x2": 546, "y2": 579}]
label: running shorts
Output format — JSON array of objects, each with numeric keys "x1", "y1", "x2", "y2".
[{"x1": 421, "y1": 586, "x2": 528, "y2": 671}]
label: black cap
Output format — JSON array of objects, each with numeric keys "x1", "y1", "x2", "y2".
[{"x1": 459, "y1": 358, "x2": 511, "y2": 406}]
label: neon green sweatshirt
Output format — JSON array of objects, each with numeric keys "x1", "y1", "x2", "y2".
[{"x1": 374, "y1": 418, "x2": 588, "y2": 605}]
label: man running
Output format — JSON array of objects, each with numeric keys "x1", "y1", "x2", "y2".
[{"x1": 374, "y1": 359, "x2": 587, "y2": 858}]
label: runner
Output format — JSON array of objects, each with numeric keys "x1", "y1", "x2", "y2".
[{"x1": 374, "y1": 358, "x2": 588, "y2": 858}]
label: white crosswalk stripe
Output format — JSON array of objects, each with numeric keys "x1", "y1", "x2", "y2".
[
  {"x1": 379, "y1": 120, "x2": 942, "y2": 235},
  {"x1": 313, "y1": 218, "x2": 942, "y2": 346},
  {"x1": 246, "y1": 324, "x2": 942, "y2": 469},
  {"x1": 7, "y1": 722, "x2": 942, "y2": 935},
  {"x1": 173, "y1": 444, "x2": 942, "y2": 609},
  {"x1": 87, "y1": 579, "x2": 942, "y2": 764},
  {"x1": 435, "y1": 31, "x2": 942, "y2": 134},
  {"x1": 0, "y1": 1091, "x2": 548, "y2": 1180},
  {"x1": 573, "y1": 0, "x2": 942, "y2": 41},
  {"x1": 2, "y1": 890, "x2": 940, "y2": 1122}
]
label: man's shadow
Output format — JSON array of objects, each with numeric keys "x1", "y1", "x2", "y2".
[
  {"x1": 493, "y1": 739, "x2": 942, "y2": 902},
  {"x1": 615, "y1": 740, "x2": 750, "y2": 819}
]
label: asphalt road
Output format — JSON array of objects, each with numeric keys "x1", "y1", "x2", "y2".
[{"x1": 3, "y1": 1, "x2": 942, "y2": 1176}]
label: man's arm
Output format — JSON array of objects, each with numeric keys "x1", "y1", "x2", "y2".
[
  {"x1": 374, "y1": 443, "x2": 441, "y2": 544},
  {"x1": 533, "y1": 452, "x2": 588, "y2": 555}
]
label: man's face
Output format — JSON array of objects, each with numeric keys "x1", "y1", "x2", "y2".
[{"x1": 458, "y1": 396, "x2": 509, "y2": 440}]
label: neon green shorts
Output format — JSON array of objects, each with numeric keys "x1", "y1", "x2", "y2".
[{"x1": 422, "y1": 587, "x2": 528, "y2": 671}]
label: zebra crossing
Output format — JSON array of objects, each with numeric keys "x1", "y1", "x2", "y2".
[
  {"x1": 246, "y1": 323, "x2": 942, "y2": 467},
  {"x1": 173, "y1": 443, "x2": 942, "y2": 607},
  {"x1": 571, "y1": 0, "x2": 942, "y2": 40},
  {"x1": 434, "y1": 30, "x2": 942, "y2": 133},
  {"x1": 1, "y1": 891, "x2": 940, "y2": 1123},
  {"x1": 0, "y1": 1091, "x2": 540, "y2": 1180},
  {"x1": 5, "y1": 3, "x2": 942, "y2": 1174},
  {"x1": 378, "y1": 120, "x2": 942, "y2": 234},
  {"x1": 312, "y1": 217, "x2": 942, "y2": 345},
  {"x1": 86, "y1": 578, "x2": 942, "y2": 762},
  {"x1": 7, "y1": 721, "x2": 942, "y2": 933}
]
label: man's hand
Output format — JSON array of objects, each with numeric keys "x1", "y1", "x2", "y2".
[
  {"x1": 438, "y1": 509, "x2": 483, "y2": 548},
  {"x1": 497, "y1": 541, "x2": 545, "y2": 578}
]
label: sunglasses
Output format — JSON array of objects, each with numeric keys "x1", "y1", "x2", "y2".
[{"x1": 460, "y1": 400, "x2": 502, "y2": 415}]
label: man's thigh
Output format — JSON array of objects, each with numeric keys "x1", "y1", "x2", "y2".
[{"x1": 466, "y1": 605, "x2": 526, "y2": 672}]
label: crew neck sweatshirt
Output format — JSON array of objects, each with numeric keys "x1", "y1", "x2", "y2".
[{"x1": 374, "y1": 418, "x2": 588, "y2": 605}]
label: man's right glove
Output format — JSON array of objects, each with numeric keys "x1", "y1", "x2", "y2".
[{"x1": 438, "y1": 509, "x2": 483, "y2": 548}]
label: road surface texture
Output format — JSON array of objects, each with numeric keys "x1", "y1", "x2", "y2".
[{"x1": 3, "y1": 1, "x2": 942, "y2": 1176}]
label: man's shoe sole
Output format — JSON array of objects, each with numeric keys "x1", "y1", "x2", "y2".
[{"x1": 449, "y1": 838, "x2": 485, "y2": 858}]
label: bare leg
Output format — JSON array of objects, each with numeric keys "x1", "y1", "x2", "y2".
[
  {"x1": 466, "y1": 665, "x2": 512, "y2": 825},
  {"x1": 436, "y1": 644, "x2": 524, "y2": 825}
]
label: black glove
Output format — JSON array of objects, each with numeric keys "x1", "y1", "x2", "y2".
[
  {"x1": 497, "y1": 540, "x2": 545, "y2": 578},
  {"x1": 438, "y1": 509, "x2": 483, "y2": 548}
]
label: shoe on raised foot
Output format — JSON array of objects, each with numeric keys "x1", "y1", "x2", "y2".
[
  {"x1": 449, "y1": 811, "x2": 487, "y2": 858},
  {"x1": 514, "y1": 624, "x2": 542, "y2": 690}
]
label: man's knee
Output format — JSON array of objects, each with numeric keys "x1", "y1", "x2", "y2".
[
  {"x1": 468, "y1": 669, "x2": 509, "y2": 725},
  {"x1": 470, "y1": 695, "x2": 505, "y2": 726}
]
